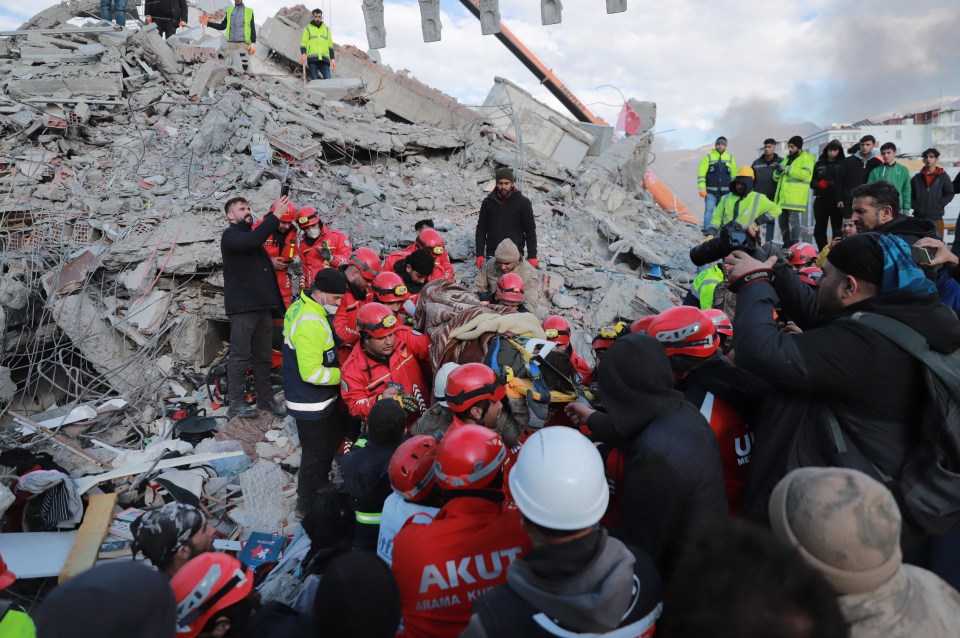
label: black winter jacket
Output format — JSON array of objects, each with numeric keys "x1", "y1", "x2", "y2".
[
  {"x1": 145, "y1": 0, "x2": 187, "y2": 20},
  {"x1": 875, "y1": 214, "x2": 939, "y2": 248},
  {"x1": 588, "y1": 334, "x2": 727, "y2": 579},
  {"x1": 733, "y1": 279, "x2": 960, "y2": 548},
  {"x1": 221, "y1": 214, "x2": 283, "y2": 316},
  {"x1": 751, "y1": 153, "x2": 781, "y2": 201},
  {"x1": 475, "y1": 188, "x2": 537, "y2": 259},
  {"x1": 910, "y1": 169, "x2": 955, "y2": 219},
  {"x1": 811, "y1": 158, "x2": 845, "y2": 205},
  {"x1": 840, "y1": 152, "x2": 883, "y2": 211}
]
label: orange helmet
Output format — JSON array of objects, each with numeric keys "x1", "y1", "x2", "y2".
[
  {"x1": 799, "y1": 266, "x2": 823, "y2": 287},
  {"x1": 371, "y1": 271, "x2": 409, "y2": 303},
  {"x1": 541, "y1": 315, "x2": 571, "y2": 345},
  {"x1": 389, "y1": 435, "x2": 439, "y2": 502},
  {"x1": 356, "y1": 302, "x2": 400, "y2": 339},
  {"x1": 415, "y1": 228, "x2": 446, "y2": 256},
  {"x1": 496, "y1": 272, "x2": 525, "y2": 304},
  {"x1": 172, "y1": 553, "x2": 253, "y2": 638},
  {"x1": 787, "y1": 242, "x2": 818, "y2": 267},
  {"x1": 629, "y1": 315, "x2": 655, "y2": 334},
  {"x1": 444, "y1": 362, "x2": 505, "y2": 412},
  {"x1": 349, "y1": 247, "x2": 382, "y2": 281},
  {"x1": 435, "y1": 424, "x2": 507, "y2": 490},
  {"x1": 647, "y1": 306, "x2": 718, "y2": 359},
  {"x1": 271, "y1": 199, "x2": 297, "y2": 223},
  {"x1": 703, "y1": 308, "x2": 733, "y2": 338},
  {"x1": 295, "y1": 206, "x2": 322, "y2": 229}
]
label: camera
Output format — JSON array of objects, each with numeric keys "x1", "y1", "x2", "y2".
[{"x1": 689, "y1": 222, "x2": 758, "y2": 266}]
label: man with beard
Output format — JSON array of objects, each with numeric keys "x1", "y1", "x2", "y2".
[
  {"x1": 475, "y1": 167, "x2": 538, "y2": 270},
  {"x1": 850, "y1": 180, "x2": 939, "y2": 248},
  {"x1": 723, "y1": 233, "x2": 960, "y2": 550},
  {"x1": 773, "y1": 135, "x2": 815, "y2": 247},
  {"x1": 221, "y1": 195, "x2": 287, "y2": 419},
  {"x1": 130, "y1": 503, "x2": 216, "y2": 577},
  {"x1": 299, "y1": 8, "x2": 335, "y2": 80}
]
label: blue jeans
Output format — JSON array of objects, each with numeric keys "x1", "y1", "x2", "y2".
[
  {"x1": 101, "y1": 0, "x2": 127, "y2": 25},
  {"x1": 307, "y1": 59, "x2": 331, "y2": 80},
  {"x1": 703, "y1": 191, "x2": 720, "y2": 231}
]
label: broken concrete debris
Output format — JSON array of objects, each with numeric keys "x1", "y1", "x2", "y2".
[{"x1": 0, "y1": 1, "x2": 698, "y2": 582}]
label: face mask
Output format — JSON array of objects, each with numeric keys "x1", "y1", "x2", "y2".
[
  {"x1": 323, "y1": 304, "x2": 338, "y2": 315},
  {"x1": 306, "y1": 227, "x2": 321, "y2": 239}
]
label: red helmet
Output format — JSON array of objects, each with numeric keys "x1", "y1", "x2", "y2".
[
  {"x1": 0, "y1": 553, "x2": 16, "y2": 591},
  {"x1": 349, "y1": 247, "x2": 382, "y2": 281},
  {"x1": 295, "y1": 206, "x2": 322, "y2": 229},
  {"x1": 435, "y1": 424, "x2": 507, "y2": 490},
  {"x1": 271, "y1": 199, "x2": 297, "y2": 223},
  {"x1": 496, "y1": 272, "x2": 525, "y2": 304},
  {"x1": 389, "y1": 435, "x2": 438, "y2": 502},
  {"x1": 541, "y1": 315, "x2": 571, "y2": 345},
  {"x1": 647, "y1": 306, "x2": 718, "y2": 358},
  {"x1": 799, "y1": 266, "x2": 823, "y2": 287},
  {"x1": 591, "y1": 322, "x2": 626, "y2": 351},
  {"x1": 371, "y1": 271, "x2": 409, "y2": 303},
  {"x1": 415, "y1": 228, "x2": 446, "y2": 256},
  {"x1": 703, "y1": 308, "x2": 733, "y2": 338},
  {"x1": 444, "y1": 362, "x2": 505, "y2": 412},
  {"x1": 629, "y1": 315, "x2": 655, "y2": 334},
  {"x1": 787, "y1": 242, "x2": 818, "y2": 267},
  {"x1": 172, "y1": 553, "x2": 253, "y2": 638},
  {"x1": 357, "y1": 302, "x2": 400, "y2": 339}
]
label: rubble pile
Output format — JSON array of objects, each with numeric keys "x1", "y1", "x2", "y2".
[{"x1": 0, "y1": 1, "x2": 699, "y2": 568}]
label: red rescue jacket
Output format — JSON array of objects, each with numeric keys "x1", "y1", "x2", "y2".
[
  {"x1": 255, "y1": 222, "x2": 298, "y2": 306},
  {"x1": 384, "y1": 246, "x2": 455, "y2": 282},
  {"x1": 695, "y1": 392, "x2": 752, "y2": 514},
  {"x1": 298, "y1": 227, "x2": 352, "y2": 288},
  {"x1": 340, "y1": 329, "x2": 432, "y2": 420},
  {"x1": 392, "y1": 496, "x2": 532, "y2": 638},
  {"x1": 333, "y1": 286, "x2": 368, "y2": 363}
]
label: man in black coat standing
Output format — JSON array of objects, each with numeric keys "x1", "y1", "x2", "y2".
[
  {"x1": 221, "y1": 194, "x2": 288, "y2": 419},
  {"x1": 145, "y1": 0, "x2": 188, "y2": 39},
  {"x1": 475, "y1": 167, "x2": 538, "y2": 271}
]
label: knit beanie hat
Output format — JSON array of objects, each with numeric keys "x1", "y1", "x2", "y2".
[
  {"x1": 495, "y1": 167, "x2": 515, "y2": 181},
  {"x1": 494, "y1": 238, "x2": 521, "y2": 262},
  {"x1": 715, "y1": 136, "x2": 727, "y2": 145},
  {"x1": 769, "y1": 467, "x2": 902, "y2": 595},
  {"x1": 313, "y1": 268, "x2": 348, "y2": 294},
  {"x1": 789, "y1": 135, "x2": 804, "y2": 148},
  {"x1": 826, "y1": 233, "x2": 883, "y2": 286}
]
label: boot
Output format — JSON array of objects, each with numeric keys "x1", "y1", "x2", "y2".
[
  {"x1": 227, "y1": 401, "x2": 258, "y2": 419},
  {"x1": 258, "y1": 398, "x2": 287, "y2": 417}
]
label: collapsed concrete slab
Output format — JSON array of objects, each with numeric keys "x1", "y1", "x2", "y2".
[
  {"x1": 167, "y1": 27, "x2": 225, "y2": 63},
  {"x1": 304, "y1": 78, "x2": 365, "y2": 102}
]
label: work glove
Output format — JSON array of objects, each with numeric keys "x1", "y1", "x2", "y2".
[
  {"x1": 300, "y1": 54, "x2": 307, "y2": 64},
  {"x1": 475, "y1": 256, "x2": 485, "y2": 269},
  {"x1": 394, "y1": 393, "x2": 420, "y2": 414},
  {"x1": 754, "y1": 213, "x2": 773, "y2": 226},
  {"x1": 179, "y1": 20, "x2": 187, "y2": 27},
  {"x1": 318, "y1": 243, "x2": 333, "y2": 262},
  {"x1": 331, "y1": 59, "x2": 336, "y2": 71},
  {"x1": 198, "y1": 13, "x2": 208, "y2": 25},
  {"x1": 247, "y1": 44, "x2": 255, "y2": 55},
  {"x1": 699, "y1": 189, "x2": 707, "y2": 198},
  {"x1": 145, "y1": 16, "x2": 153, "y2": 23},
  {"x1": 527, "y1": 257, "x2": 539, "y2": 268}
]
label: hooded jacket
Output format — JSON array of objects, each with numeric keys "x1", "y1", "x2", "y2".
[
  {"x1": 586, "y1": 334, "x2": 727, "y2": 577},
  {"x1": 910, "y1": 167, "x2": 955, "y2": 219},
  {"x1": 840, "y1": 149, "x2": 882, "y2": 210},
  {"x1": 773, "y1": 150, "x2": 815, "y2": 213},
  {"x1": 476, "y1": 188, "x2": 537, "y2": 259},
  {"x1": 708, "y1": 174, "x2": 781, "y2": 232},
  {"x1": 868, "y1": 162, "x2": 912, "y2": 213},
  {"x1": 811, "y1": 141, "x2": 846, "y2": 205},
  {"x1": 875, "y1": 214, "x2": 939, "y2": 249},
  {"x1": 462, "y1": 529, "x2": 662, "y2": 638},
  {"x1": 733, "y1": 279, "x2": 960, "y2": 548}
]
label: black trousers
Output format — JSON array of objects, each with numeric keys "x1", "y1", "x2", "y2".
[
  {"x1": 227, "y1": 310, "x2": 273, "y2": 404},
  {"x1": 813, "y1": 197, "x2": 842, "y2": 251},
  {"x1": 296, "y1": 412, "x2": 345, "y2": 514},
  {"x1": 153, "y1": 17, "x2": 178, "y2": 39}
]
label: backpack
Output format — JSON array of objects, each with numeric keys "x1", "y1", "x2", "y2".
[{"x1": 850, "y1": 312, "x2": 960, "y2": 534}]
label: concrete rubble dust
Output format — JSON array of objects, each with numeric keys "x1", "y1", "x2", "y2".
[{"x1": 0, "y1": 0, "x2": 699, "y2": 586}]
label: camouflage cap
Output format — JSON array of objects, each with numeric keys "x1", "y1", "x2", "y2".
[
  {"x1": 130, "y1": 502, "x2": 205, "y2": 569},
  {"x1": 769, "y1": 467, "x2": 902, "y2": 595}
]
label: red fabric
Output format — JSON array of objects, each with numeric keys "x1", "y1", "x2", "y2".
[
  {"x1": 385, "y1": 246, "x2": 455, "y2": 282},
  {"x1": 698, "y1": 392, "x2": 752, "y2": 515},
  {"x1": 922, "y1": 166, "x2": 945, "y2": 187},
  {"x1": 298, "y1": 227, "x2": 352, "y2": 288},
  {"x1": 570, "y1": 350, "x2": 593, "y2": 385},
  {"x1": 255, "y1": 222, "x2": 297, "y2": 306},
  {"x1": 333, "y1": 287, "x2": 369, "y2": 364},
  {"x1": 340, "y1": 329, "x2": 432, "y2": 420},
  {"x1": 392, "y1": 497, "x2": 532, "y2": 638},
  {"x1": 599, "y1": 445, "x2": 625, "y2": 528},
  {"x1": 615, "y1": 102, "x2": 641, "y2": 136}
]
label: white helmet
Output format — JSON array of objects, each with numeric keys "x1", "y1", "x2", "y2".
[
  {"x1": 433, "y1": 362, "x2": 461, "y2": 408},
  {"x1": 508, "y1": 426, "x2": 609, "y2": 530}
]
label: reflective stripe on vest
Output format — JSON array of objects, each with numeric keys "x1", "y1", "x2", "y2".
[
  {"x1": 356, "y1": 511, "x2": 382, "y2": 524},
  {"x1": 285, "y1": 396, "x2": 337, "y2": 412}
]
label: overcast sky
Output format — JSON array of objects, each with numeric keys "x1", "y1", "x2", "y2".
[{"x1": 5, "y1": 0, "x2": 960, "y2": 152}]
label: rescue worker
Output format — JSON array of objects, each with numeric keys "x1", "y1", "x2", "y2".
[
  {"x1": 697, "y1": 136, "x2": 738, "y2": 232},
  {"x1": 408, "y1": 362, "x2": 459, "y2": 437},
  {"x1": 786, "y1": 242, "x2": 819, "y2": 270},
  {"x1": 391, "y1": 424, "x2": 532, "y2": 638},
  {"x1": 683, "y1": 263, "x2": 724, "y2": 311},
  {"x1": 704, "y1": 308, "x2": 733, "y2": 355},
  {"x1": 200, "y1": 0, "x2": 255, "y2": 73},
  {"x1": 474, "y1": 238, "x2": 541, "y2": 314},
  {"x1": 590, "y1": 322, "x2": 627, "y2": 366},
  {"x1": 377, "y1": 434, "x2": 443, "y2": 567},
  {"x1": 478, "y1": 272, "x2": 529, "y2": 313},
  {"x1": 370, "y1": 270, "x2": 412, "y2": 319},
  {"x1": 799, "y1": 266, "x2": 823, "y2": 288},
  {"x1": 283, "y1": 269, "x2": 348, "y2": 517},
  {"x1": 476, "y1": 167, "x2": 538, "y2": 269},
  {"x1": 647, "y1": 306, "x2": 766, "y2": 514},
  {"x1": 332, "y1": 247, "x2": 381, "y2": 363},
  {"x1": 295, "y1": 206, "x2": 351, "y2": 288},
  {"x1": 340, "y1": 302, "x2": 431, "y2": 423},
  {"x1": 257, "y1": 200, "x2": 298, "y2": 307},
  {"x1": 339, "y1": 398, "x2": 406, "y2": 550},
  {"x1": 443, "y1": 363, "x2": 506, "y2": 433},
  {"x1": 705, "y1": 166, "x2": 781, "y2": 235},
  {"x1": 391, "y1": 248, "x2": 436, "y2": 296},
  {"x1": 542, "y1": 315, "x2": 591, "y2": 384},
  {"x1": 773, "y1": 135, "x2": 815, "y2": 247},
  {"x1": 384, "y1": 228, "x2": 455, "y2": 282},
  {"x1": 129, "y1": 503, "x2": 216, "y2": 577},
  {"x1": 463, "y1": 427, "x2": 663, "y2": 638},
  {"x1": 299, "y1": 8, "x2": 335, "y2": 81}
]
